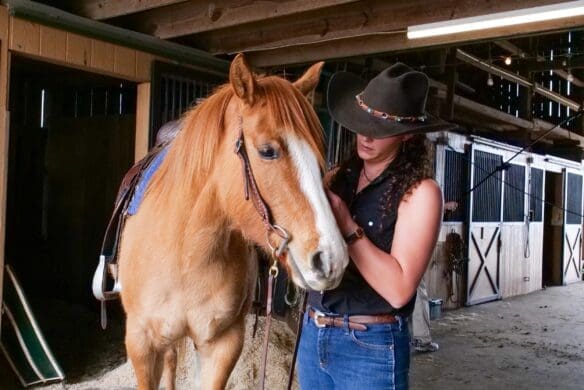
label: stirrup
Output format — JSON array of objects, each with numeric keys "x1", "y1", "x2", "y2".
[
  {"x1": 92, "y1": 255, "x2": 122, "y2": 300},
  {"x1": 92, "y1": 255, "x2": 122, "y2": 329}
]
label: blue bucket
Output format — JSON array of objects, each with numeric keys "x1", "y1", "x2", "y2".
[{"x1": 429, "y1": 299, "x2": 443, "y2": 320}]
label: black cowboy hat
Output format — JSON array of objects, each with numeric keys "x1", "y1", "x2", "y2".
[{"x1": 327, "y1": 62, "x2": 457, "y2": 138}]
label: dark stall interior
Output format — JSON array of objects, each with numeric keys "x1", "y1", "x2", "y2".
[{"x1": 2, "y1": 56, "x2": 136, "y2": 383}]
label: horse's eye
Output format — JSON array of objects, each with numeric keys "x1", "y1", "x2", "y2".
[{"x1": 258, "y1": 144, "x2": 279, "y2": 160}]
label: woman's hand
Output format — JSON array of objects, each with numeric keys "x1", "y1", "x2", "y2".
[
  {"x1": 326, "y1": 189, "x2": 358, "y2": 236},
  {"x1": 323, "y1": 166, "x2": 339, "y2": 189}
]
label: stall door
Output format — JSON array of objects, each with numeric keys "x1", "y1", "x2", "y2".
[
  {"x1": 467, "y1": 149, "x2": 503, "y2": 305},
  {"x1": 149, "y1": 61, "x2": 223, "y2": 147},
  {"x1": 563, "y1": 171, "x2": 583, "y2": 284}
]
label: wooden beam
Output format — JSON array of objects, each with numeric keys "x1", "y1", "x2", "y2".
[
  {"x1": 494, "y1": 40, "x2": 527, "y2": 57},
  {"x1": 131, "y1": 0, "x2": 360, "y2": 38},
  {"x1": 198, "y1": 0, "x2": 571, "y2": 54},
  {"x1": 247, "y1": 14, "x2": 584, "y2": 67},
  {"x1": 515, "y1": 54, "x2": 584, "y2": 72},
  {"x1": 73, "y1": 0, "x2": 188, "y2": 20},
  {"x1": 445, "y1": 47, "x2": 457, "y2": 121},
  {"x1": 0, "y1": 5, "x2": 10, "y2": 332},
  {"x1": 135, "y1": 83, "x2": 151, "y2": 162},
  {"x1": 456, "y1": 49, "x2": 581, "y2": 111},
  {"x1": 433, "y1": 90, "x2": 584, "y2": 145},
  {"x1": 495, "y1": 40, "x2": 584, "y2": 87},
  {"x1": 533, "y1": 119, "x2": 584, "y2": 146},
  {"x1": 554, "y1": 69, "x2": 584, "y2": 88}
]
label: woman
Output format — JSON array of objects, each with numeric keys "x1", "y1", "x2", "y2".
[{"x1": 297, "y1": 63, "x2": 455, "y2": 389}]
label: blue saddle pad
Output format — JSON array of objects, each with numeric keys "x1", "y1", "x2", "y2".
[{"x1": 127, "y1": 147, "x2": 169, "y2": 215}]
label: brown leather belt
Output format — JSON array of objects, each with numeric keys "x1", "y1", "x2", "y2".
[{"x1": 308, "y1": 309, "x2": 398, "y2": 331}]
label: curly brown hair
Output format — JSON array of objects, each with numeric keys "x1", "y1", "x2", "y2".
[
  {"x1": 328, "y1": 133, "x2": 433, "y2": 243},
  {"x1": 332, "y1": 134, "x2": 433, "y2": 211},
  {"x1": 388, "y1": 134, "x2": 433, "y2": 203}
]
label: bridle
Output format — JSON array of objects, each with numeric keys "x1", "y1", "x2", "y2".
[
  {"x1": 234, "y1": 116, "x2": 291, "y2": 260},
  {"x1": 233, "y1": 116, "x2": 292, "y2": 390}
]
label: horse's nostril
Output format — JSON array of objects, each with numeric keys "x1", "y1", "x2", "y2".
[{"x1": 311, "y1": 251, "x2": 326, "y2": 275}]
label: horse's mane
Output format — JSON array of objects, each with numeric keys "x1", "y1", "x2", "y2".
[{"x1": 147, "y1": 75, "x2": 325, "y2": 205}]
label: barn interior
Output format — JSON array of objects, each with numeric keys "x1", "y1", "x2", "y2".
[
  {"x1": 14, "y1": 1, "x2": 584, "y2": 168},
  {"x1": 3, "y1": 55, "x2": 136, "y2": 381},
  {"x1": 0, "y1": 0, "x2": 583, "y2": 387}
]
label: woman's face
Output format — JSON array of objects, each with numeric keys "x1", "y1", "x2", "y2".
[{"x1": 356, "y1": 133, "x2": 405, "y2": 163}]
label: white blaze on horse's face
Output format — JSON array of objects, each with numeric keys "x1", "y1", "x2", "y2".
[
  {"x1": 286, "y1": 134, "x2": 349, "y2": 291},
  {"x1": 228, "y1": 54, "x2": 349, "y2": 291}
]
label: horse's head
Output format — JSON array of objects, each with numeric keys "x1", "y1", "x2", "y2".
[{"x1": 218, "y1": 54, "x2": 349, "y2": 291}]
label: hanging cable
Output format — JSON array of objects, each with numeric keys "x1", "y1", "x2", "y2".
[
  {"x1": 462, "y1": 108, "x2": 584, "y2": 200},
  {"x1": 446, "y1": 135, "x2": 584, "y2": 219},
  {"x1": 447, "y1": 144, "x2": 584, "y2": 219}
]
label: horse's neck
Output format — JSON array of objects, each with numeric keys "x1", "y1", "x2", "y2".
[{"x1": 170, "y1": 180, "x2": 234, "y2": 262}]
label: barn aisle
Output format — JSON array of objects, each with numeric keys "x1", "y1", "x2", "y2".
[{"x1": 411, "y1": 282, "x2": 584, "y2": 390}]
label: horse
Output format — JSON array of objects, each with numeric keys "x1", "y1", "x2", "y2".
[{"x1": 118, "y1": 53, "x2": 350, "y2": 390}]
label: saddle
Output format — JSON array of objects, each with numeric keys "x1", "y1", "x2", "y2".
[
  {"x1": 91, "y1": 120, "x2": 181, "y2": 329},
  {"x1": 91, "y1": 119, "x2": 300, "y2": 329}
]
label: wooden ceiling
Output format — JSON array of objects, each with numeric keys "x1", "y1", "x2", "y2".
[
  {"x1": 35, "y1": 1, "x2": 584, "y2": 65},
  {"x1": 28, "y1": 0, "x2": 584, "y2": 155}
]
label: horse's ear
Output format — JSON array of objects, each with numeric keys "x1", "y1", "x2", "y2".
[
  {"x1": 293, "y1": 61, "x2": 324, "y2": 96},
  {"x1": 230, "y1": 53, "x2": 257, "y2": 106}
]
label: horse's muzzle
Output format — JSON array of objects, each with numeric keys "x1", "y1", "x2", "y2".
[{"x1": 289, "y1": 248, "x2": 347, "y2": 291}]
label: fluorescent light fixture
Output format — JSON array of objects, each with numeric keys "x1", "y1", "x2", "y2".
[{"x1": 407, "y1": 1, "x2": 584, "y2": 39}]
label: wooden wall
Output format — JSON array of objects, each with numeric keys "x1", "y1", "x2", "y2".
[
  {"x1": 428, "y1": 133, "x2": 567, "y2": 308},
  {"x1": 526, "y1": 223, "x2": 544, "y2": 292},
  {"x1": 426, "y1": 223, "x2": 466, "y2": 310},
  {"x1": 9, "y1": 18, "x2": 152, "y2": 83},
  {"x1": 427, "y1": 133, "x2": 468, "y2": 309},
  {"x1": 499, "y1": 223, "x2": 543, "y2": 297},
  {"x1": 0, "y1": 6, "x2": 10, "y2": 331},
  {"x1": 0, "y1": 8, "x2": 160, "y2": 329}
]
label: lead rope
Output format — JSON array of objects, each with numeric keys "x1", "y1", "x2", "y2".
[
  {"x1": 287, "y1": 291, "x2": 307, "y2": 390},
  {"x1": 258, "y1": 259, "x2": 279, "y2": 390}
]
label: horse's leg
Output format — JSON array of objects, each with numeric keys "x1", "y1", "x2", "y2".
[
  {"x1": 198, "y1": 316, "x2": 246, "y2": 390},
  {"x1": 163, "y1": 346, "x2": 178, "y2": 390},
  {"x1": 125, "y1": 320, "x2": 165, "y2": 390}
]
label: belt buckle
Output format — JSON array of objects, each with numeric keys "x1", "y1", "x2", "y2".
[{"x1": 313, "y1": 310, "x2": 327, "y2": 328}]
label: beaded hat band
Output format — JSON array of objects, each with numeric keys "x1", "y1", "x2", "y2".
[{"x1": 355, "y1": 93, "x2": 427, "y2": 123}]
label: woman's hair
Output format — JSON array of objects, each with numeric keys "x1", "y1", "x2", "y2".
[
  {"x1": 375, "y1": 134, "x2": 433, "y2": 223},
  {"x1": 330, "y1": 133, "x2": 433, "y2": 209},
  {"x1": 389, "y1": 134, "x2": 433, "y2": 202},
  {"x1": 327, "y1": 133, "x2": 432, "y2": 246}
]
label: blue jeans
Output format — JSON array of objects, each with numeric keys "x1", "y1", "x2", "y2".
[{"x1": 297, "y1": 311, "x2": 410, "y2": 389}]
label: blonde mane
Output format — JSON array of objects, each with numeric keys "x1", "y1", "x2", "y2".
[{"x1": 147, "y1": 76, "x2": 325, "y2": 206}]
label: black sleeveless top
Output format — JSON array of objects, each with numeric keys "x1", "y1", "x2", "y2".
[{"x1": 308, "y1": 155, "x2": 416, "y2": 317}]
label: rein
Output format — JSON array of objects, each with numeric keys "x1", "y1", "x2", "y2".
[{"x1": 233, "y1": 116, "x2": 292, "y2": 390}]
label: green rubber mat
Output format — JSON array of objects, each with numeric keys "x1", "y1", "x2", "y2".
[{"x1": 1, "y1": 265, "x2": 65, "y2": 387}]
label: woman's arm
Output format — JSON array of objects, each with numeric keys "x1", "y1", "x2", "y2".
[{"x1": 327, "y1": 179, "x2": 443, "y2": 308}]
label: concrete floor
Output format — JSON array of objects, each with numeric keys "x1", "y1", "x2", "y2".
[
  {"x1": 2, "y1": 282, "x2": 583, "y2": 389},
  {"x1": 411, "y1": 282, "x2": 584, "y2": 390}
]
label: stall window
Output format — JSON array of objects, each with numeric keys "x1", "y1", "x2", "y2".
[
  {"x1": 472, "y1": 150, "x2": 502, "y2": 222},
  {"x1": 443, "y1": 149, "x2": 468, "y2": 222},
  {"x1": 566, "y1": 173, "x2": 583, "y2": 225},
  {"x1": 503, "y1": 164, "x2": 525, "y2": 222},
  {"x1": 529, "y1": 168, "x2": 544, "y2": 222}
]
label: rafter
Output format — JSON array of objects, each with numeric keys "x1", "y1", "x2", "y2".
[
  {"x1": 496, "y1": 40, "x2": 584, "y2": 86},
  {"x1": 245, "y1": 14, "x2": 584, "y2": 67},
  {"x1": 128, "y1": 0, "x2": 360, "y2": 38},
  {"x1": 515, "y1": 55, "x2": 584, "y2": 73},
  {"x1": 433, "y1": 89, "x2": 584, "y2": 145},
  {"x1": 72, "y1": 0, "x2": 188, "y2": 20},
  {"x1": 196, "y1": 0, "x2": 570, "y2": 55}
]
